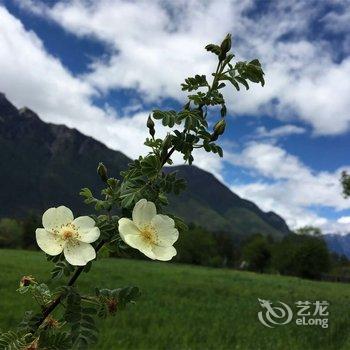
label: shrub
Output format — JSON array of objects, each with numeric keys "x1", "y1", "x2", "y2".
[
  {"x1": 0, "y1": 218, "x2": 23, "y2": 248},
  {"x1": 272, "y1": 234, "x2": 331, "y2": 279}
]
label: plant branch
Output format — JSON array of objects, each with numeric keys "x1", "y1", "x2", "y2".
[{"x1": 33, "y1": 240, "x2": 105, "y2": 330}]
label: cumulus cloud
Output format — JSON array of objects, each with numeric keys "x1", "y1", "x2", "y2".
[
  {"x1": 338, "y1": 216, "x2": 350, "y2": 224},
  {"x1": 228, "y1": 142, "x2": 350, "y2": 231},
  {"x1": 15, "y1": 0, "x2": 350, "y2": 135},
  {"x1": 255, "y1": 125, "x2": 306, "y2": 139}
]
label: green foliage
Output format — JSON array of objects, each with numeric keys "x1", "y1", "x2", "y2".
[
  {"x1": 116, "y1": 33, "x2": 264, "y2": 210},
  {"x1": 242, "y1": 234, "x2": 272, "y2": 273},
  {"x1": 63, "y1": 288, "x2": 99, "y2": 349},
  {"x1": 22, "y1": 214, "x2": 40, "y2": 249},
  {"x1": 0, "y1": 218, "x2": 23, "y2": 248},
  {"x1": 0, "y1": 330, "x2": 32, "y2": 350},
  {"x1": 176, "y1": 225, "x2": 221, "y2": 266},
  {"x1": 295, "y1": 225, "x2": 322, "y2": 236},
  {"x1": 51, "y1": 260, "x2": 75, "y2": 280},
  {"x1": 37, "y1": 331, "x2": 72, "y2": 350},
  {"x1": 17, "y1": 282, "x2": 52, "y2": 307},
  {"x1": 18, "y1": 311, "x2": 43, "y2": 334},
  {"x1": 272, "y1": 234, "x2": 331, "y2": 279},
  {"x1": 95, "y1": 286, "x2": 140, "y2": 318}
]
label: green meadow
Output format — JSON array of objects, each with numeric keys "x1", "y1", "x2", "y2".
[{"x1": 0, "y1": 249, "x2": 350, "y2": 350}]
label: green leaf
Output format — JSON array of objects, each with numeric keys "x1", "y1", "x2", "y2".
[
  {"x1": 38, "y1": 331, "x2": 71, "y2": 350},
  {"x1": 205, "y1": 44, "x2": 221, "y2": 56},
  {"x1": 51, "y1": 260, "x2": 75, "y2": 280},
  {"x1": 153, "y1": 110, "x2": 177, "y2": 127},
  {"x1": 0, "y1": 331, "x2": 32, "y2": 350},
  {"x1": 235, "y1": 76, "x2": 249, "y2": 90},
  {"x1": 140, "y1": 155, "x2": 160, "y2": 178}
]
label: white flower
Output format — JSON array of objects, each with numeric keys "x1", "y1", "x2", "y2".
[
  {"x1": 118, "y1": 199, "x2": 179, "y2": 261},
  {"x1": 35, "y1": 206, "x2": 100, "y2": 266}
]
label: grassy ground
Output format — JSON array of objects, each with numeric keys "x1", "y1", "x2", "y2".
[{"x1": 0, "y1": 249, "x2": 350, "y2": 350}]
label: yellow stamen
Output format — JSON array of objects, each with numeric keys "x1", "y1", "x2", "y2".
[{"x1": 140, "y1": 226, "x2": 155, "y2": 244}]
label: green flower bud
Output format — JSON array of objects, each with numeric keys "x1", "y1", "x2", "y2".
[
  {"x1": 147, "y1": 115, "x2": 155, "y2": 129},
  {"x1": 220, "y1": 34, "x2": 232, "y2": 54},
  {"x1": 97, "y1": 162, "x2": 108, "y2": 183},
  {"x1": 213, "y1": 119, "x2": 226, "y2": 136},
  {"x1": 219, "y1": 34, "x2": 232, "y2": 61}
]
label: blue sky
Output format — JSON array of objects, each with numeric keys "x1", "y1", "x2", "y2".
[{"x1": 1, "y1": 0, "x2": 350, "y2": 232}]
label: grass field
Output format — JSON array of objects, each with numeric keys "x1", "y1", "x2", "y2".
[{"x1": 0, "y1": 249, "x2": 350, "y2": 350}]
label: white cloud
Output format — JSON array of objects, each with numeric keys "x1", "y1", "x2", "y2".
[
  {"x1": 15, "y1": 0, "x2": 350, "y2": 135},
  {"x1": 337, "y1": 216, "x2": 350, "y2": 224},
  {"x1": 232, "y1": 182, "x2": 329, "y2": 230},
  {"x1": 229, "y1": 142, "x2": 350, "y2": 231},
  {"x1": 322, "y1": 2, "x2": 350, "y2": 34},
  {"x1": 255, "y1": 125, "x2": 306, "y2": 139}
]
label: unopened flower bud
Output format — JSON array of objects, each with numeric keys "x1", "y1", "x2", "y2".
[
  {"x1": 213, "y1": 119, "x2": 226, "y2": 136},
  {"x1": 219, "y1": 34, "x2": 231, "y2": 61},
  {"x1": 147, "y1": 115, "x2": 155, "y2": 138},
  {"x1": 220, "y1": 34, "x2": 232, "y2": 54},
  {"x1": 97, "y1": 162, "x2": 108, "y2": 183}
]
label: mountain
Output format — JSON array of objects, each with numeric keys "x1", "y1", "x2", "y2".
[
  {"x1": 0, "y1": 93, "x2": 290, "y2": 238},
  {"x1": 324, "y1": 234, "x2": 350, "y2": 258}
]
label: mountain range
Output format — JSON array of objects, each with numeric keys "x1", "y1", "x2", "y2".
[
  {"x1": 0, "y1": 93, "x2": 291, "y2": 238},
  {"x1": 324, "y1": 234, "x2": 350, "y2": 259}
]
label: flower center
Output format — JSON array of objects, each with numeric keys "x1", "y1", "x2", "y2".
[
  {"x1": 62, "y1": 229, "x2": 74, "y2": 239},
  {"x1": 59, "y1": 224, "x2": 78, "y2": 241},
  {"x1": 140, "y1": 226, "x2": 156, "y2": 244}
]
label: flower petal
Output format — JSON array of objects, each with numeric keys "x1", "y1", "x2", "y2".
[
  {"x1": 42, "y1": 206, "x2": 74, "y2": 231},
  {"x1": 73, "y1": 216, "x2": 100, "y2": 243},
  {"x1": 118, "y1": 218, "x2": 141, "y2": 242},
  {"x1": 72, "y1": 216, "x2": 95, "y2": 230},
  {"x1": 123, "y1": 234, "x2": 156, "y2": 260},
  {"x1": 152, "y1": 245, "x2": 177, "y2": 261},
  {"x1": 132, "y1": 199, "x2": 157, "y2": 229},
  {"x1": 36, "y1": 228, "x2": 64, "y2": 255},
  {"x1": 64, "y1": 241, "x2": 96, "y2": 266},
  {"x1": 151, "y1": 214, "x2": 179, "y2": 246},
  {"x1": 78, "y1": 227, "x2": 100, "y2": 243}
]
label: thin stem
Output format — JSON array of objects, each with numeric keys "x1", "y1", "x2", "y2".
[
  {"x1": 34, "y1": 240, "x2": 105, "y2": 330},
  {"x1": 161, "y1": 145, "x2": 176, "y2": 166}
]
